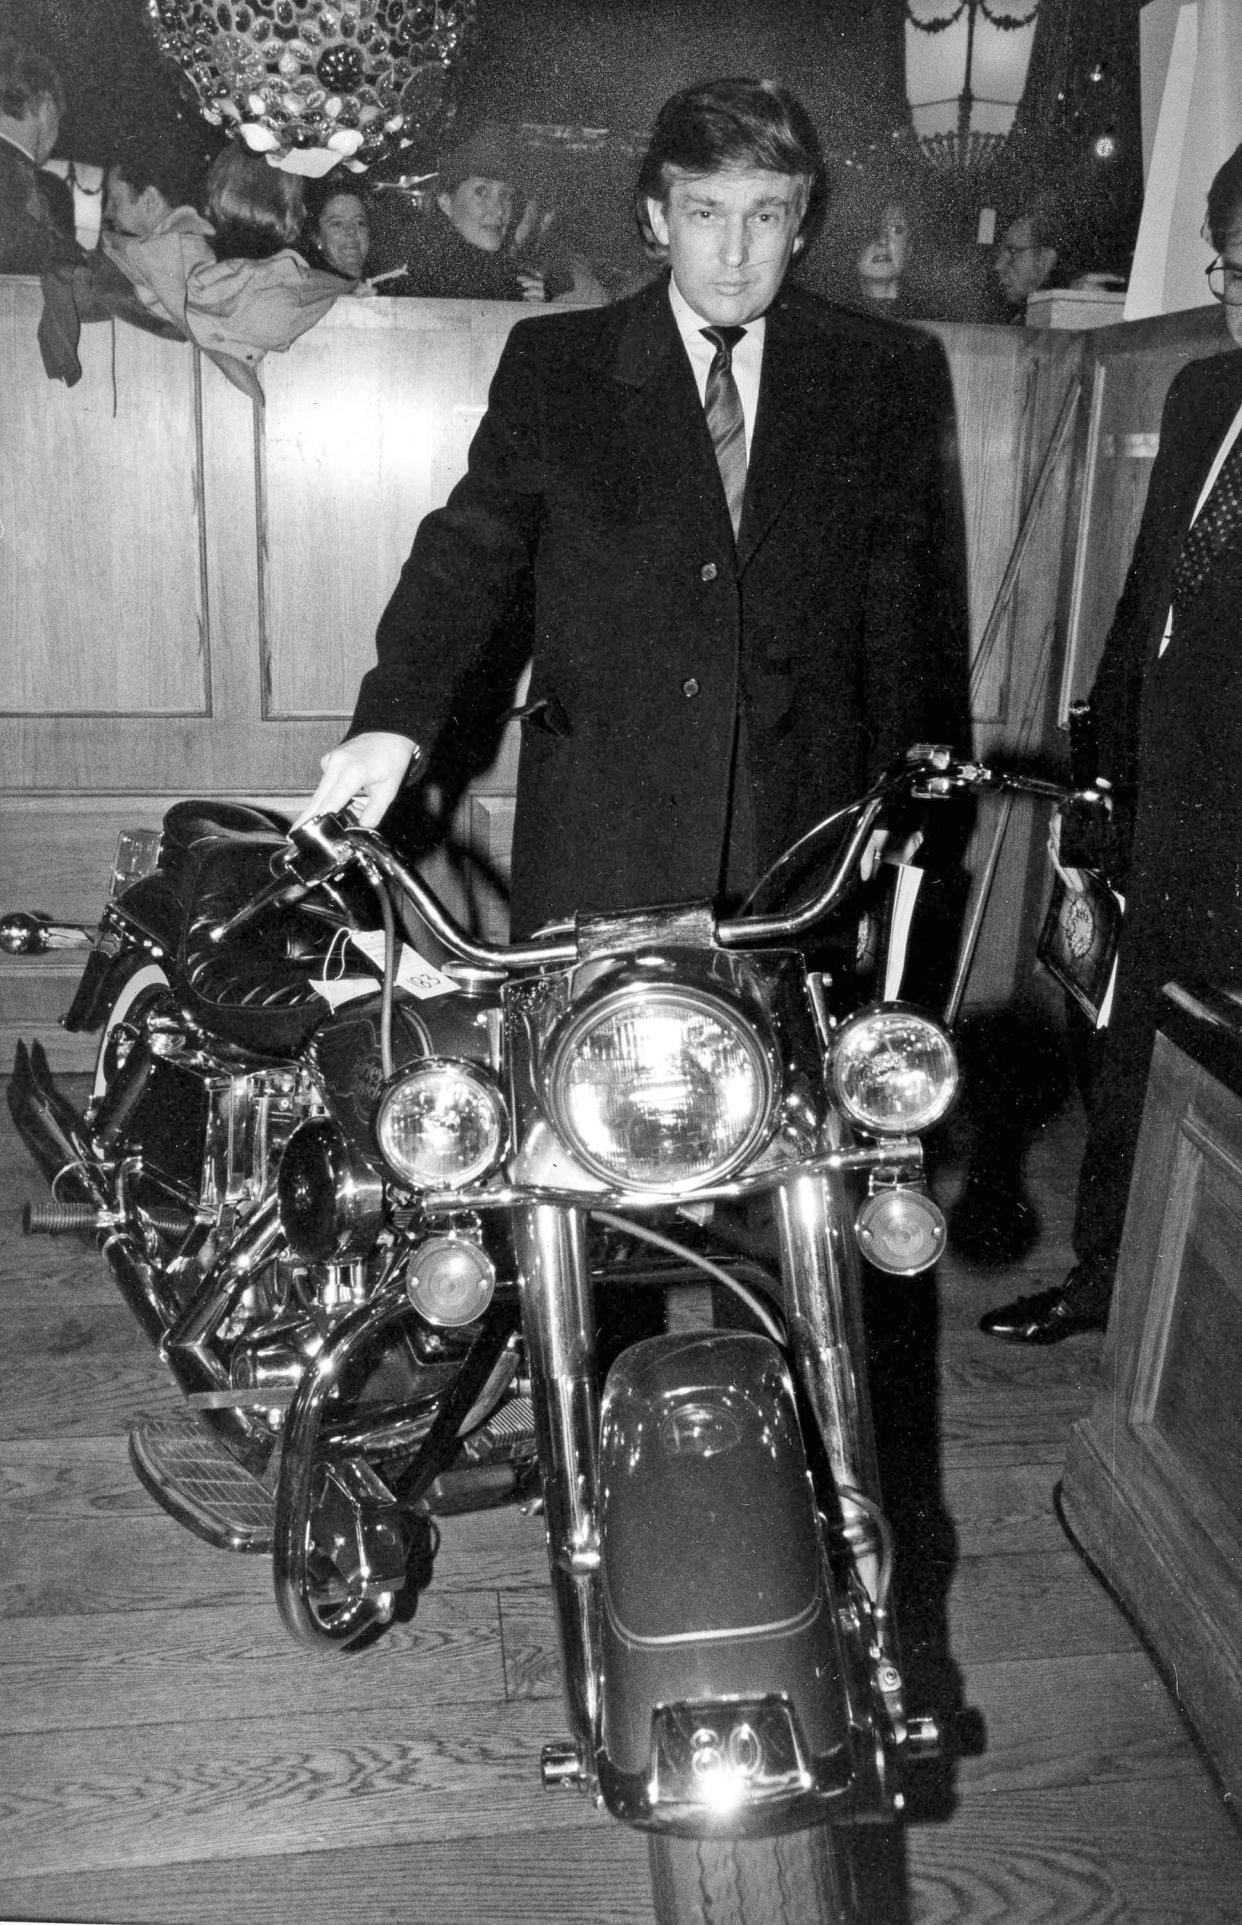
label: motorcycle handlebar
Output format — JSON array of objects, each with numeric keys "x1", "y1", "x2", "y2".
[{"x1": 208, "y1": 749, "x2": 1082, "y2": 965}]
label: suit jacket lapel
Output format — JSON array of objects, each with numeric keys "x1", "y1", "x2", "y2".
[
  {"x1": 1169, "y1": 351, "x2": 1242, "y2": 536},
  {"x1": 609, "y1": 277, "x2": 735, "y2": 544},
  {"x1": 736, "y1": 292, "x2": 825, "y2": 571}
]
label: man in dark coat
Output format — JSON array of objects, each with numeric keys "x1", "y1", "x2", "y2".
[
  {"x1": 0, "y1": 37, "x2": 80, "y2": 273},
  {"x1": 304, "y1": 78, "x2": 966, "y2": 937},
  {"x1": 983, "y1": 142, "x2": 1242, "y2": 1343}
]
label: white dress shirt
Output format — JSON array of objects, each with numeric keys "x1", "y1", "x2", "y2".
[{"x1": 667, "y1": 275, "x2": 765, "y2": 460}]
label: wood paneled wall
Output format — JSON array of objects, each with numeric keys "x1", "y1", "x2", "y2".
[{"x1": 2, "y1": 277, "x2": 1230, "y2": 1069}]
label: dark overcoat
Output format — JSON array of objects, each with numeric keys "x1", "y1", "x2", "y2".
[
  {"x1": 1076, "y1": 342, "x2": 1242, "y2": 1257},
  {"x1": 351, "y1": 273, "x2": 966, "y2": 934}
]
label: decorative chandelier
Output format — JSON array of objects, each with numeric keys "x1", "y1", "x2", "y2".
[
  {"x1": 145, "y1": 0, "x2": 478, "y2": 176},
  {"x1": 904, "y1": 0, "x2": 1040, "y2": 172}
]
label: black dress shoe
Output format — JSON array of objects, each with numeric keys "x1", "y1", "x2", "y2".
[{"x1": 978, "y1": 1282, "x2": 1108, "y2": 1344}]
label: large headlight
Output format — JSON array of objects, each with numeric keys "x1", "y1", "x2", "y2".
[
  {"x1": 543, "y1": 981, "x2": 778, "y2": 1191},
  {"x1": 830, "y1": 1005, "x2": 958, "y2": 1135},
  {"x1": 375, "y1": 1058, "x2": 508, "y2": 1190}
]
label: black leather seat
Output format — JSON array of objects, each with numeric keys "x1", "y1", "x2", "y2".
[{"x1": 178, "y1": 834, "x2": 355, "y2": 1055}]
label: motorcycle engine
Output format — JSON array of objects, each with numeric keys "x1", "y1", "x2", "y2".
[{"x1": 100, "y1": 1043, "x2": 310, "y2": 1212}]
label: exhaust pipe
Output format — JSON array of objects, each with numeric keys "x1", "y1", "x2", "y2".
[{"x1": 8, "y1": 1040, "x2": 104, "y2": 1203}]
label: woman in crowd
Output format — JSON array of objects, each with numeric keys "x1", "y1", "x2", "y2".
[
  {"x1": 855, "y1": 198, "x2": 912, "y2": 312},
  {"x1": 302, "y1": 178, "x2": 375, "y2": 283},
  {"x1": 366, "y1": 123, "x2": 546, "y2": 301}
]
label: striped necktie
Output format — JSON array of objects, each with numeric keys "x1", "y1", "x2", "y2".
[
  {"x1": 701, "y1": 325, "x2": 748, "y2": 538},
  {"x1": 1172, "y1": 432, "x2": 1242, "y2": 615}
]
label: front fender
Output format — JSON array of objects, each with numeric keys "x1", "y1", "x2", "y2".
[{"x1": 595, "y1": 1330, "x2": 852, "y2": 1816}]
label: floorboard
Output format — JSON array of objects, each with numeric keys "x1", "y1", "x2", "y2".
[{"x1": 0, "y1": 1072, "x2": 1238, "y2": 1922}]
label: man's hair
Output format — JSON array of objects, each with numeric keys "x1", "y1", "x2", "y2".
[
  {"x1": 205, "y1": 144, "x2": 305, "y2": 259},
  {"x1": 1007, "y1": 190, "x2": 1064, "y2": 258},
  {"x1": 109, "y1": 136, "x2": 204, "y2": 217},
  {"x1": 0, "y1": 37, "x2": 66, "y2": 121},
  {"x1": 634, "y1": 77, "x2": 827, "y2": 250},
  {"x1": 1207, "y1": 143, "x2": 1242, "y2": 252}
]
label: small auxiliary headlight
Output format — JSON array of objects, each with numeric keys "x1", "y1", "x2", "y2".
[
  {"x1": 375, "y1": 1058, "x2": 507, "y2": 1191},
  {"x1": 830, "y1": 1005, "x2": 958, "y2": 1136}
]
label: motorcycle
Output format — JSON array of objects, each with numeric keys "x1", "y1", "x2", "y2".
[{"x1": 5, "y1": 744, "x2": 1045, "y2": 1925}]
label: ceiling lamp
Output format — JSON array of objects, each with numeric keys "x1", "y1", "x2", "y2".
[
  {"x1": 905, "y1": 0, "x2": 1041, "y2": 172},
  {"x1": 145, "y1": 0, "x2": 478, "y2": 176}
]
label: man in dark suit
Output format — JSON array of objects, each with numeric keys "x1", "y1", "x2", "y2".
[
  {"x1": 983, "y1": 142, "x2": 1242, "y2": 1343},
  {"x1": 0, "y1": 37, "x2": 79, "y2": 273},
  {"x1": 304, "y1": 78, "x2": 966, "y2": 936}
]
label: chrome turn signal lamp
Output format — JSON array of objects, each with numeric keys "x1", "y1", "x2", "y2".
[
  {"x1": 375, "y1": 1058, "x2": 508, "y2": 1191},
  {"x1": 541, "y1": 977, "x2": 779, "y2": 1191},
  {"x1": 829, "y1": 1005, "x2": 958, "y2": 1137},
  {"x1": 855, "y1": 1183, "x2": 947, "y2": 1275},
  {"x1": 404, "y1": 1232, "x2": 496, "y2": 1326}
]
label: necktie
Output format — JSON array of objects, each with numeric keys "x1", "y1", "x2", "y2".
[
  {"x1": 701, "y1": 325, "x2": 748, "y2": 538},
  {"x1": 1171, "y1": 432, "x2": 1242, "y2": 615}
]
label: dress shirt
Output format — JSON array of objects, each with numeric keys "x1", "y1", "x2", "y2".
[{"x1": 668, "y1": 275, "x2": 765, "y2": 460}]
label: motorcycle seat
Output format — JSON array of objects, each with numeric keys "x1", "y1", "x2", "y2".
[
  {"x1": 157, "y1": 800, "x2": 291, "y2": 902},
  {"x1": 178, "y1": 837, "x2": 357, "y2": 1056}
]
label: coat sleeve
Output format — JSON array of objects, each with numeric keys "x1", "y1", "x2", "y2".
[
  {"x1": 1088, "y1": 360, "x2": 1216, "y2": 828},
  {"x1": 858, "y1": 326, "x2": 972, "y2": 773},
  {"x1": 348, "y1": 323, "x2": 545, "y2": 747},
  {"x1": 183, "y1": 251, "x2": 342, "y2": 366}
]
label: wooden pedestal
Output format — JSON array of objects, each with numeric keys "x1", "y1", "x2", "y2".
[{"x1": 1062, "y1": 981, "x2": 1242, "y2": 1801}]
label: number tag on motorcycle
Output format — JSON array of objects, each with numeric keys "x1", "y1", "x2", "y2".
[
  {"x1": 348, "y1": 929, "x2": 458, "y2": 1001},
  {"x1": 310, "y1": 928, "x2": 458, "y2": 1008}
]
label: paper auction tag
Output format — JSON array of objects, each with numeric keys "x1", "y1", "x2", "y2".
[{"x1": 347, "y1": 927, "x2": 458, "y2": 1000}]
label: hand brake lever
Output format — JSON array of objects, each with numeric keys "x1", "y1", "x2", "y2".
[{"x1": 207, "y1": 811, "x2": 358, "y2": 946}]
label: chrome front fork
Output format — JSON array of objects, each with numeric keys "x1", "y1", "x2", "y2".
[
  {"x1": 774, "y1": 1168, "x2": 885, "y2": 1597},
  {"x1": 512, "y1": 1202, "x2": 601, "y2": 1770}
]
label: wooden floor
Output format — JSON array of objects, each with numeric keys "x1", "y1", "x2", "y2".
[{"x1": 1, "y1": 1069, "x2": 1240, "y2": 1924}]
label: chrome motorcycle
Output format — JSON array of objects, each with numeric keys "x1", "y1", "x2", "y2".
[{"x1": 7, "y1": 746, "x2": 1011, "y2": 1925}]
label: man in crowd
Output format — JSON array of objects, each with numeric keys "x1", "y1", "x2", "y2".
[
  {"x1": 992, "y1": 196, "x2": 1064, "y2": 320},
  {"x1": 100, "y1": 137, "x2": 216, "y2": 330},
  {"x1": 0, "y1": 36, "x2": 79, "y2": 272},
  {"x1": 302, "y1": 76, "x2": 967, "y2": 938},
  {"x1": 983, "y1": 141, "x2": 1242, "y2": 1342}
]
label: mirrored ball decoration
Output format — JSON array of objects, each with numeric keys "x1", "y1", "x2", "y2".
[{"x1": 145, "y1": 0, "x2": 479, "y2": 175}]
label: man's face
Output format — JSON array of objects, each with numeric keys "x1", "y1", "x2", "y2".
[
  {"x1": 104, "y1": 169, "x2": 162, "y2": 240},
  {"x1": 1218, "y1": 217, "x2": 1242, "y2": 351},
  {"x1": 316, "y1": 192, "x2": 370, "y2": 278},
  {"x1": 28, "y1": 92, "x2": 60, "y2": 165},
  {"x1": 646, "y1": 168, "x2": 806, "y2": 327},
  {"x1": 993, "y1": 216, "x2": 1056, "y2": 307},
  {"x1": 438, "y1": 175, "x2": 515, "y2": 253}
]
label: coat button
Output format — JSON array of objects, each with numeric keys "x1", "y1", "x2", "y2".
[
  {"x1": 682, "y1": 677, "x2": 700, "y2": 699},
  {"x1": 699, "y1": 562, "x2": 718, "y2": 582}
]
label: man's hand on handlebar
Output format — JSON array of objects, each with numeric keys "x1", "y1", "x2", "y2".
[{"x1": 295, "y1": 731, "x2": 420, "y2": 832}]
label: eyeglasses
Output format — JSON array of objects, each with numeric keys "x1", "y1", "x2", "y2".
[
  {"x1": 1206, "y1": 258, "x2": 1242, "y2": 304},
  {"x1": 994, "y1": 241, "x2": 1042, "y2": 262}
]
